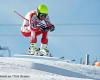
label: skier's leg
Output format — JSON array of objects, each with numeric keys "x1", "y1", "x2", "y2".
[
  {"x1": 41, "y1": 31, "x2": 48, "y2": 44},
  {"x1": 40, "y1": 31, "x2": 49, "y2": 56},
  {"x1": 29, "y1": 31, "x2": 40, "y2": 55}
]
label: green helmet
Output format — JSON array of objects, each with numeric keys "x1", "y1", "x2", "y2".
[{"x1": 37, "y1": 4, "x2": 48, "y2": 14}]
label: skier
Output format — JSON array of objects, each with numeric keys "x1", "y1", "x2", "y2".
[{"x1": 21, "y1": 4, "x2": 55, "y2": 56}]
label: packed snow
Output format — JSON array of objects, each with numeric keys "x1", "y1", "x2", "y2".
[{"x1": 0, "y1": 55, "x2": 100, "y2": 80}]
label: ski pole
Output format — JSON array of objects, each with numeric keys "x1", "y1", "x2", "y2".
[{"x1": 14, "y1": 10, "x2": 29, "y2": 21}]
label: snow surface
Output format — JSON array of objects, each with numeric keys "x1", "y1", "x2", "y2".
[{"x1": 0, "y1": 55, "x2": 100, "y2": 80}]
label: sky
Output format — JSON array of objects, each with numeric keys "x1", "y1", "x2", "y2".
[{"x1": 0, "y1": 0, "x2": 100, "y2": 64}]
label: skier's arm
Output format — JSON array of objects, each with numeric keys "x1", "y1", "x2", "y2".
[
  {"x1": 45, "y1": 16, "x2": 55, "y2": 32},
  {"x1": 29, "y1": 13, "x2": 38, "y2": 28}
]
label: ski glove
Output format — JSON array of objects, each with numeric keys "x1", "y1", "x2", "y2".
[
  {"x1": 40, "y1": 24, "x2": 55, "y2": 32},
  {"x1": 47, "y1": 24, "x2": 55, "y2": 32}
]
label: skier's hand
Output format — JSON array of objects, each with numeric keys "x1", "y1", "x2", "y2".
[
  {"x1": 47, "y1": 24, "x2": 55, "y2": 32},
  {"x1": 21, "y1": 26, "x2": 30, "y2": 32}
]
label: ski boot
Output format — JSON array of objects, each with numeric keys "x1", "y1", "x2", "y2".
[
  {"x1": 28, "y1": 43, "x2": 39, "y2": 55},
  {"x1": 39, "y1": 44, "x2": 49, "y2": 56}
]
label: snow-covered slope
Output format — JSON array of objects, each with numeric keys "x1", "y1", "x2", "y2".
[{"x1": 0, "y1": 55, "x2": 100, "y2": 80}]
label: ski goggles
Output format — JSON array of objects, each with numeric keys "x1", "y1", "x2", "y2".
[{"x1": 39, "y1": 13, "x2": 47, "y2": 18}]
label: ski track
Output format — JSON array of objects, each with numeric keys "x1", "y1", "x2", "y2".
[{"x1": 0, "y1": 55, "x2": 100, "y2": 80}]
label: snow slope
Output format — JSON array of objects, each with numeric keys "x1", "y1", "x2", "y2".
[{"x1": 0, "y1": 55, "x2": 100, "y2": 80}]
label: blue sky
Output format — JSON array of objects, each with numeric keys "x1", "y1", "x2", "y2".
[{"x1": 0, "y1": 0, "x2": 100, "y2": 64}]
